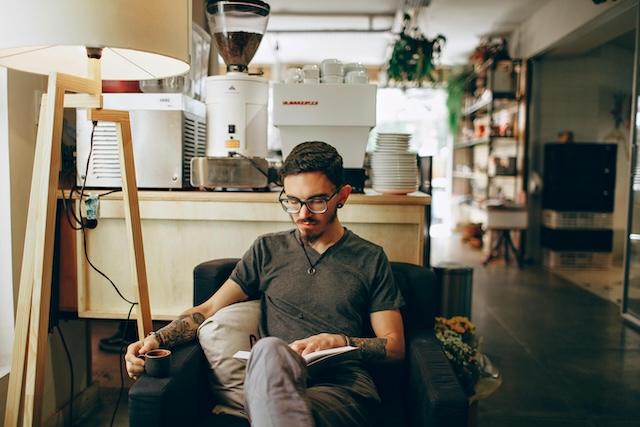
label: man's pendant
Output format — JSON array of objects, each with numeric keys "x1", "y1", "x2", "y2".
[{"x1": 307, "y1": 267, "x2": 316, "y2": 275}]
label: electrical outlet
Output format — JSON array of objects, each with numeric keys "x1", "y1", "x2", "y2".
[{"x1": 34, "y1": 90, "x2": 44, "y2": 125}]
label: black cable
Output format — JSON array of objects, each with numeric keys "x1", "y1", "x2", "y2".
[
  {"x1": 228, "y1": 151, "x2": 270, "y2": 179},
  {"x1": 80, "y1": 225, "x2": 137, "y2": 306},
  {"x1": 98, "y1": 188, "x2": 123, "y2": 197},
  {"x1": 60, "y1": 180, "x2": 83, "y2": 231},
  {"x1": 60, "y1": 119, "x2": 133, "y2": 304},
  {"x1": 109, "y1": 303, "x2": 136, "y2": 427},
  {"x1": 55, "y1": 324, "x2": 74, "y2": 427}
]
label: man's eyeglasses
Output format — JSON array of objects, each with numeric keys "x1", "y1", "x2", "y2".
[{"x1": 279, "y1": 187, "x2": 342, "y2": 214}]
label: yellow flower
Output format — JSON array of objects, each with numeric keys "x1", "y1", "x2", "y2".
[{"x1": 434, "y1": 316, "x2": 482, "y2": 396}]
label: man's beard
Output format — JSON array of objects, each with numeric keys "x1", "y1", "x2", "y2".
[{"x1": 294, "y1": 209, "x2": 338, "y2": 245}]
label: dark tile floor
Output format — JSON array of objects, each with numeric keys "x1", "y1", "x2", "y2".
[{"x1": 76, "y1": 233, "x2": 640, "y2": 426}]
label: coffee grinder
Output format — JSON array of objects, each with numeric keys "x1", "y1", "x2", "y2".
[
  {"x1": 205, "y1": 0, "x2": 270, "y2": 159},
  {"x1": 191, "y1": 0, "x2": 271, "y2": 190}
]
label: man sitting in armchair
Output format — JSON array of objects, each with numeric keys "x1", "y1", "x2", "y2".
[{"x1": 125, "y1": 140, "x2": 405, "y2": 427}]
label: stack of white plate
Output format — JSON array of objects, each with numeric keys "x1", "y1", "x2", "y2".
[{"x1": 370, "y1": 133, "x2": 418, "y2": 195}]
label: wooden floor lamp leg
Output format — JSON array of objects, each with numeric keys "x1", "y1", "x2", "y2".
[
  {"x1": 24, "y1": 77, "x2": 66, "y2": 427},
  {"x1": 3, "y1": 75, "x2": 65, "y2": 427},
  {"x1": 88, "y1": 109, "x2": 152, "y2": 339},
  {"x1": 3, "y1": 87, "x2": 55, "y2": 427},
  {"x1": 117, "y1": 118, "x2": 152, "y2": 339}
]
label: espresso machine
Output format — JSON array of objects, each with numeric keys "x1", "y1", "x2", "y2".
[
  {"x1": 272, "y1": 83, "x2": 377, "y2": 192},
  {"x1": 191, "y1": 0, "x2": 271, "y2": 189}
]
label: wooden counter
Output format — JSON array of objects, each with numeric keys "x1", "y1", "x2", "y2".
[{"x1": 59, "y1": 189, "x2": 430, "y2": 320}]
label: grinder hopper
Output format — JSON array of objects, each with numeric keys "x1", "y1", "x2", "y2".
[{"x1": 206, "y1": 0, "x2": 270, "y2": 72}]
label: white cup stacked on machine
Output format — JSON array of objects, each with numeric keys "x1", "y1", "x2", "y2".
[
  {"x1": 343, "y1": 62, "x2": 368, "y2": 84},
  {"x1": 320, "y1": 58, "x2": 344, "y2": 83},
  {"x1": 302, "y1": 64, "x2": 320, "y2": 84},
  {"x1": 294, "y1": 59, "x2": 368, "y2": 84},
  {"x1": 370, "y1": 133, "x2": 418, "y2": 195},
  {"x1": 284, "y1": 67, "x2": 303, "y2": 84}
]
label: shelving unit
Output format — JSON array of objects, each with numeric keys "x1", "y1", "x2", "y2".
[{"x1": 452, "y1": 59, "x2": 527, "y2": 226}]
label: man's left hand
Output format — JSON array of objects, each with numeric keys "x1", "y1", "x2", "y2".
[{"x1": 289, "y1": 333, "x2": 346, "y2": 357}]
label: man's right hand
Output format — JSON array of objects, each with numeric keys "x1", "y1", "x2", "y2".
[{"x1": 125, "y1": 336, "x2": 160, "y2": 380}]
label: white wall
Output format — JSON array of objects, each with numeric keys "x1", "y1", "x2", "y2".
[{"x1": 512, "y1": 0, "x2": 633, "y2": 60}]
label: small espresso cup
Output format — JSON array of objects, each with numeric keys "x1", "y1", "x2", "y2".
[
  {"x1": 302, "y1": 64, "x2": 320, "y2": 80},
  {"x1": 344, "y1": 62, "x2": 366, "y2": 75},
  {"x1": 320, "y1": 76, "x2": 344, "y2": 84},
  {"x1": 320, "y1": 58, "x2": 344, "y2": 77},
  {"x1": 284, "y1": 67, "x2": 303, "y2": 84},
  {"x1": 345, "y1": 70, "x2": 369, "y2": 84},
  {"x1": 143, "y1": 349, "x2": 171, "y2": 377}
]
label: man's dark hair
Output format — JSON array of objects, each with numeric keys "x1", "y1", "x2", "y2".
[{"x1": 280, "y1": 141, "x2": 344, "y2": 188}]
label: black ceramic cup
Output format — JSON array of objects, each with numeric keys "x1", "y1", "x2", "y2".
[{"x1": 143, "y1": 348, "x2": 172, "y2": 377}]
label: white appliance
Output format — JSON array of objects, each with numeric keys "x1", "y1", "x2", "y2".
[
  {"x1": 204, "y1": 0, "x2": 270, "y2": 159},
  {"x1": 272, "y1": 83, "x2": 377, "y2": 169},
  {"x1": 205, "y1": 72, "x2": 268, "y2": 158},
  {"x1": 76, "y1": 93, "x2": 206, "y2": 189}
]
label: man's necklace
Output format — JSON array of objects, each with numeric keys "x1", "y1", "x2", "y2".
[{"x1": 300, "y1": 240, "x2": 322, "y2": 275}]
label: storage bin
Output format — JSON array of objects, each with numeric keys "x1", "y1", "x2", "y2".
[
  {"x1": 542, "y1": 210, "x2": 613, "y2": 230},
  {"x1": 542, "y1": 249, "x2": 613, "y2": 270},
  {"x1": 485, "y1": 207, "x2": 528, "y2": 229}
]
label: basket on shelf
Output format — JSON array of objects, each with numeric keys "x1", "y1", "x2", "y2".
[
  {"x1": 542, "y1": 248, "x2": 613, "y2": 270},
  {"x1": 542, "y1": 210, "x2": 613, "y2": 230}
]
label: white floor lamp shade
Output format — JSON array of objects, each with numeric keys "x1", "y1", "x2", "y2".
[{"x1": 0, "y1": 0, "x2": 192, "y2": 80}]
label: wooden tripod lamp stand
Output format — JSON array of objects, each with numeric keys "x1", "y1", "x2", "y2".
[{"x1": 0, "y1": 1, "x2": 192, "y2": 425}]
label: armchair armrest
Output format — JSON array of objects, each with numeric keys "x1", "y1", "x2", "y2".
[
  {"x1": 128, "y1": 342, "x2": 213, "y2": 427},
  {"x1": 406, "y1": 330, "x2": 469, "y2": 427}
]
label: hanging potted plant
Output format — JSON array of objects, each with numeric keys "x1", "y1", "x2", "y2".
[{"x1": 386, "y1": 13, "x2": 446, "y2": 87}]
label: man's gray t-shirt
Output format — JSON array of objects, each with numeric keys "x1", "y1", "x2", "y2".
[{"x1": 229, "y1": 228, "x2": 405, "y2": 343}]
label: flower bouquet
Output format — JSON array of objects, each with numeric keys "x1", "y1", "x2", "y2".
[{"x1": 435, "y1": 316, "x2": 501, "y2": 400}]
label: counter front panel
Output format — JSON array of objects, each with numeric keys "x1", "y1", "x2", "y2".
[{"x1": 60, "y1": 190, "x2": 430, "y2": 319}]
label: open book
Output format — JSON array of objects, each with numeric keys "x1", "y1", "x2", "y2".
[{"x1": 233, "y1": 345, "x2": 361, "y2": 376}]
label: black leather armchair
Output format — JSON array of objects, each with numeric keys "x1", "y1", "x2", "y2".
[{"x1": 129, "y1": 259, "x2": 468, "y2": 427}]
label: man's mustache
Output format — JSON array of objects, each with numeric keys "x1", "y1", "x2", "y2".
[{"x1": 296, "y1": 219, "x2": 319, "y2": 225}]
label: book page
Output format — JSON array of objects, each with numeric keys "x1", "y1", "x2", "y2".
[
  {"x1": 302, "y1": 346, "x2": 358, "y2": 364},
  {"x1": 233, "y1": 345, "x2": 358, "y2": 365}
]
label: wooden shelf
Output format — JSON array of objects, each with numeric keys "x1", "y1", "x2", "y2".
[
  {"x1": 453, "y1": 171, "x2": 485, "y2": 180},
  {"x1": 463, "y1": 97, "x2": 491, "y2": 115},
  {"x1": 454, "y1": 138, "x2": 489, "y2": 148},
  {"x1": 462, "y1": 92, "x2": 519, "y2": 116}
]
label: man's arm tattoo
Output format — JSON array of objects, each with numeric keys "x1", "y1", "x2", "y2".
[
  {"x1": 350, "y1": 337, "x2": 387, "y2": 363},
  {"x1": 155, "y1": 312, "x2": 205, "y2": 348}
]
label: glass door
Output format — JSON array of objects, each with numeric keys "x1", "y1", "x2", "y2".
[{"x1": 623, "y1": 5, "x2": 640, "y2": 329}]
